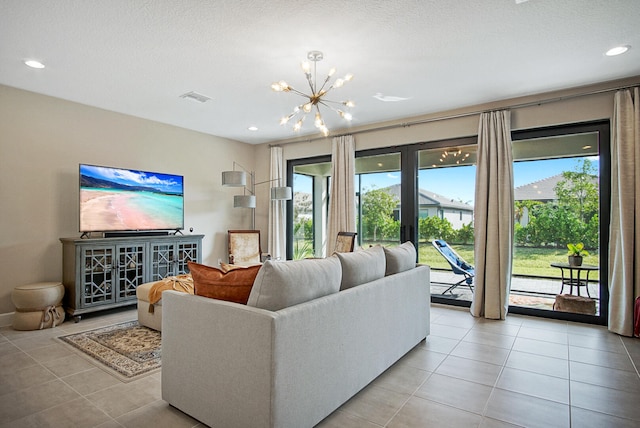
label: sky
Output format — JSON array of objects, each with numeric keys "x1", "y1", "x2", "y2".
[
  {"x1": 294, "y1": 156, "x2": 598, "y2": 206},
  {"x1": 80, "y1": 164, "x2": 183, "y2": 193}
]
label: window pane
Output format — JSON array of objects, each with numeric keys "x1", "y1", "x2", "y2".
[
  {"x1": 356, "y1": 153, "x2": 402, "y2": 247},
  {"x1": 418, "y1": 145, "x2": 476, "y2": 302},
  {"x1": 292, "y1": 173, "x2": 314, "y2": 259},
  {"x1": 512, "y1": 132, "x2": 600, "y2": 315}
]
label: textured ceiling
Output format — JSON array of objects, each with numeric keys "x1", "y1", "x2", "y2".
[{"x1": 1, "y1": 0, "x2": 639, "y2": 145}]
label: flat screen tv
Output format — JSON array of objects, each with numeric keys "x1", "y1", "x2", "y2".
[{"x1": 79, "y1": 164, "x2": 184, "y2": 233}]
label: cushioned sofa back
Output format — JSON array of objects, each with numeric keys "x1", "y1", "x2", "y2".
[
  {"x1": 336, "y1": 245, "x2": 386, "y2": 290},
  {"x1": 383, "y1": 241, "x2": 417, "y2": 275},
  {"x1": 247, "y1": 256, "x2": 341, "y2": 311}
]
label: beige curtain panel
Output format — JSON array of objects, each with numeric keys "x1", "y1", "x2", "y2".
[
  {"x1": 268, "y1": 146, "x2": 286, "y2": 260},
  {"x1": 608, "y1": 87, "x2": 640, "y2": 336},
  {"x1": 327, "y1": 135, "x2": 356, "y2": 256},
  {"x1": 471, "y1": 110, "x2": 514, "y2": 320}
]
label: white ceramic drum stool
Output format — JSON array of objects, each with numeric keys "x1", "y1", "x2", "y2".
[{"x1": 12, "y1": 282, "x2": 65, "y2": 330}]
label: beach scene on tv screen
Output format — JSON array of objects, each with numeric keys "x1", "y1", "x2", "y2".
[{"x1": 80, "y1": 165, "x2": 184, "y2": 232}]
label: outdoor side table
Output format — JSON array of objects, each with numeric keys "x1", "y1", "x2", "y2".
[{"x1": 550, "y1": 262, "x2": 598, "y2": 298}]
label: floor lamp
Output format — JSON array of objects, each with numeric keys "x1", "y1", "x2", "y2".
[{"x1": 222, "y1": 162, "x2": 292, "y2": 229}]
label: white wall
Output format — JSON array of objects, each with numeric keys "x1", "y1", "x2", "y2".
[
  {"x1": 441, "y1": 209, "x2": 473, "y2": 230},
  {"x1": 0, "y1": 85, "x2": 255, "y2": 318}
]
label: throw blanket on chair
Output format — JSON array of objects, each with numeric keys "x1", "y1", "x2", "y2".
[{"x1": 148, "y1": 274, "x2": 194, "y2": 313}]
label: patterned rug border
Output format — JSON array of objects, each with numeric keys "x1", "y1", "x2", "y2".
[{"x1": 58, "y1": 320, "x2": 161, "y2": 382}]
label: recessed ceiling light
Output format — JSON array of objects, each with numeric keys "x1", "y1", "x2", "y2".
[
  {"x1": 24, "y1": 59, "x2": 45, "y2": 69},
  {"x1": 248, "y1": 126, "x2": 258, "y2": 131},
  {"x1": 605, "y1": 45, "x2": 630, "y2": 56}
]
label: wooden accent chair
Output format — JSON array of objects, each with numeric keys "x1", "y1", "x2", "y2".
[
  {"x1": 228, "y1": 230, "x2": 262, "y2": 265},
  {"x1": 334, "y1": 232, "x2": 357, "y2": 253}
]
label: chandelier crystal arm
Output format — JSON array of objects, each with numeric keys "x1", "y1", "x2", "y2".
[
  {"x1": 317, "y1": 100, "x2": 353, "y2": 121},
  {"x1": 317, "y1": 97, "x2": 347, "y2": 106},
  {"x1": 304, "y1": 69, "x2": 316, "y2": 95},
  {"x1": 318, "y1": 100, "x2": 340, "y2": 111},
  {"x1": 316, "y1": 73, "x2": 335, "y2": 96},
  {"x1": 287, "y1": 87, "x2": 310, "y2": 98}
]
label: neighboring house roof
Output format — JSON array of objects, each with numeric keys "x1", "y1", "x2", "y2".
[
  {"x1": 514, "y1": 174, "x2": 563, "y2": 202},
  {"x1": 515, "y1": 173, "x2": 599, "y2": 203},
  {"x1": 297, "y1": 173, "x2": 593, "y2": 210},
  {"x1": 381, "y1": 184, "x2": 473, "y2": 212}
]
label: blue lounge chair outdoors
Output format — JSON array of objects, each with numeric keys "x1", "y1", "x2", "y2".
[{"x1": 432, "y1": 239, "x2": 475, "y2": 294}]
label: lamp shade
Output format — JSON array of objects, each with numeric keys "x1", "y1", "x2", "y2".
[
  {"x1": 271, "y1": 186, "x2": 292, "y2": 200},
  {"x1": 222, "y1": 171, "x2": 247, "y2": 187},
  {"x1": 234, "y1": 194, "x2": 256, "y2": 208}
]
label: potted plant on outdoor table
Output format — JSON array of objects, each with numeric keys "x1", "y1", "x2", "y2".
[{"x1": 567, "y1": 242, "x2": 589, "y2": 266}]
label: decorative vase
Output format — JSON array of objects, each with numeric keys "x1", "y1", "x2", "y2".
[{"x1": 568, "y1": 255, "x2": 583, "y2": 266}]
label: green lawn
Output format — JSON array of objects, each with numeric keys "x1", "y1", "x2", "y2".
[
  {"x1": 298, "y1": 238, "x2": 600, "y2": 280},
  {"x1": 415, "y1": 242, "x2": 600, "y2": 279},
  {"x1": 418, "y1": 242, "x2": 599, "y2": 280}
]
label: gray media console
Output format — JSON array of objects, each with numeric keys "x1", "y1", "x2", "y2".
[{"x1": 60, "y1": 234, "x2": 203, "y2": 321}]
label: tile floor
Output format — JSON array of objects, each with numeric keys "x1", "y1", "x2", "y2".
[{"x1": 1, "y1": 304, "x2": 639, "y2": 427}]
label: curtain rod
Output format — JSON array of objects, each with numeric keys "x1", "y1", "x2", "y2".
[{"x1": 269, "y1": 82, "x2": 637, "y2": 147}]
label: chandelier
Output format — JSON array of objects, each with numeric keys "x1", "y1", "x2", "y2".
[
  {"x1": 439, "y1": 148, "x2": 471, "y2": 165},
  {"x1": 271, "y1": 51, "x2": 354, "y2": 136}
]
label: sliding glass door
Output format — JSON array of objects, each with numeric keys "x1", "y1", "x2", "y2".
[
  {"x1": 288, "y1": 150, "x2": 408, "y2": 257},
  {"x1": 510, "y1": 121, "x2": 609, "y2": 323},
  {"x1": 286, "y1": 120, "x2": 609, "y2": 323},
  {"x1": 355, "y1": 151, "x2": 403, "y2": 248},
  {"x1": 417, "y1": 138, "x2": 477, "y2": 305},
  {"x1": 289, "y1": 156, "x2": 331, "y2": 259}
]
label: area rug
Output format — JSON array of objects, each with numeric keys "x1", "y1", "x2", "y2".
[
  {"x1": 509, "y1": 294, "x2": 555, "y2": 310},
  {"x1": 59, "y1": 320, "x2": 161, "y2": 382}
]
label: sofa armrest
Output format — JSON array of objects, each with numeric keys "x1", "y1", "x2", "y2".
[{"x1": 161, "y1": 291, "x2": 277, "y2": 428}]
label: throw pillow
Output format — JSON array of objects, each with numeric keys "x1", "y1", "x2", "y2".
[
  {"x1": 383, "y1": 241, "x2": 417, "y2": 275},
  {"x1": 188, "y1": 262, "x2": 261, "y2": 304},
  {"x1": 247, "y1": 257, "x2": 341, "y2": 311},
  {"x1": 336, "y1": 245, "x2": 386, "y2": 290}
]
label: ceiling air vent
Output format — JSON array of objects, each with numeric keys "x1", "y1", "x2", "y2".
[{"x1": 179, "y1": 91, "x2": 211, "y2": 103}]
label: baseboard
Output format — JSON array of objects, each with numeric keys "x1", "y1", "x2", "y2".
[{"x1": 0, "y1": 311, "x2": 14, "y2": 328}]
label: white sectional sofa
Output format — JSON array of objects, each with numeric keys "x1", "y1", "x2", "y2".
[{"x1": 161, "y1": 243, "x2": 430, "y2": 428}]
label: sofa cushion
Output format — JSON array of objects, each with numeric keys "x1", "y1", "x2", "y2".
[
  {"x1": 384, "y1": 242, "x2": 417, "y2": 275},
  {"x1": 336, "y1": 245, "x2": 386, "y2": 290},
  {"x1": 247, "y1": 257, "x2": 341, "y2": 311},
  {"x1": 188, "y1": 262, "x2": 261, "y2": 304}
]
